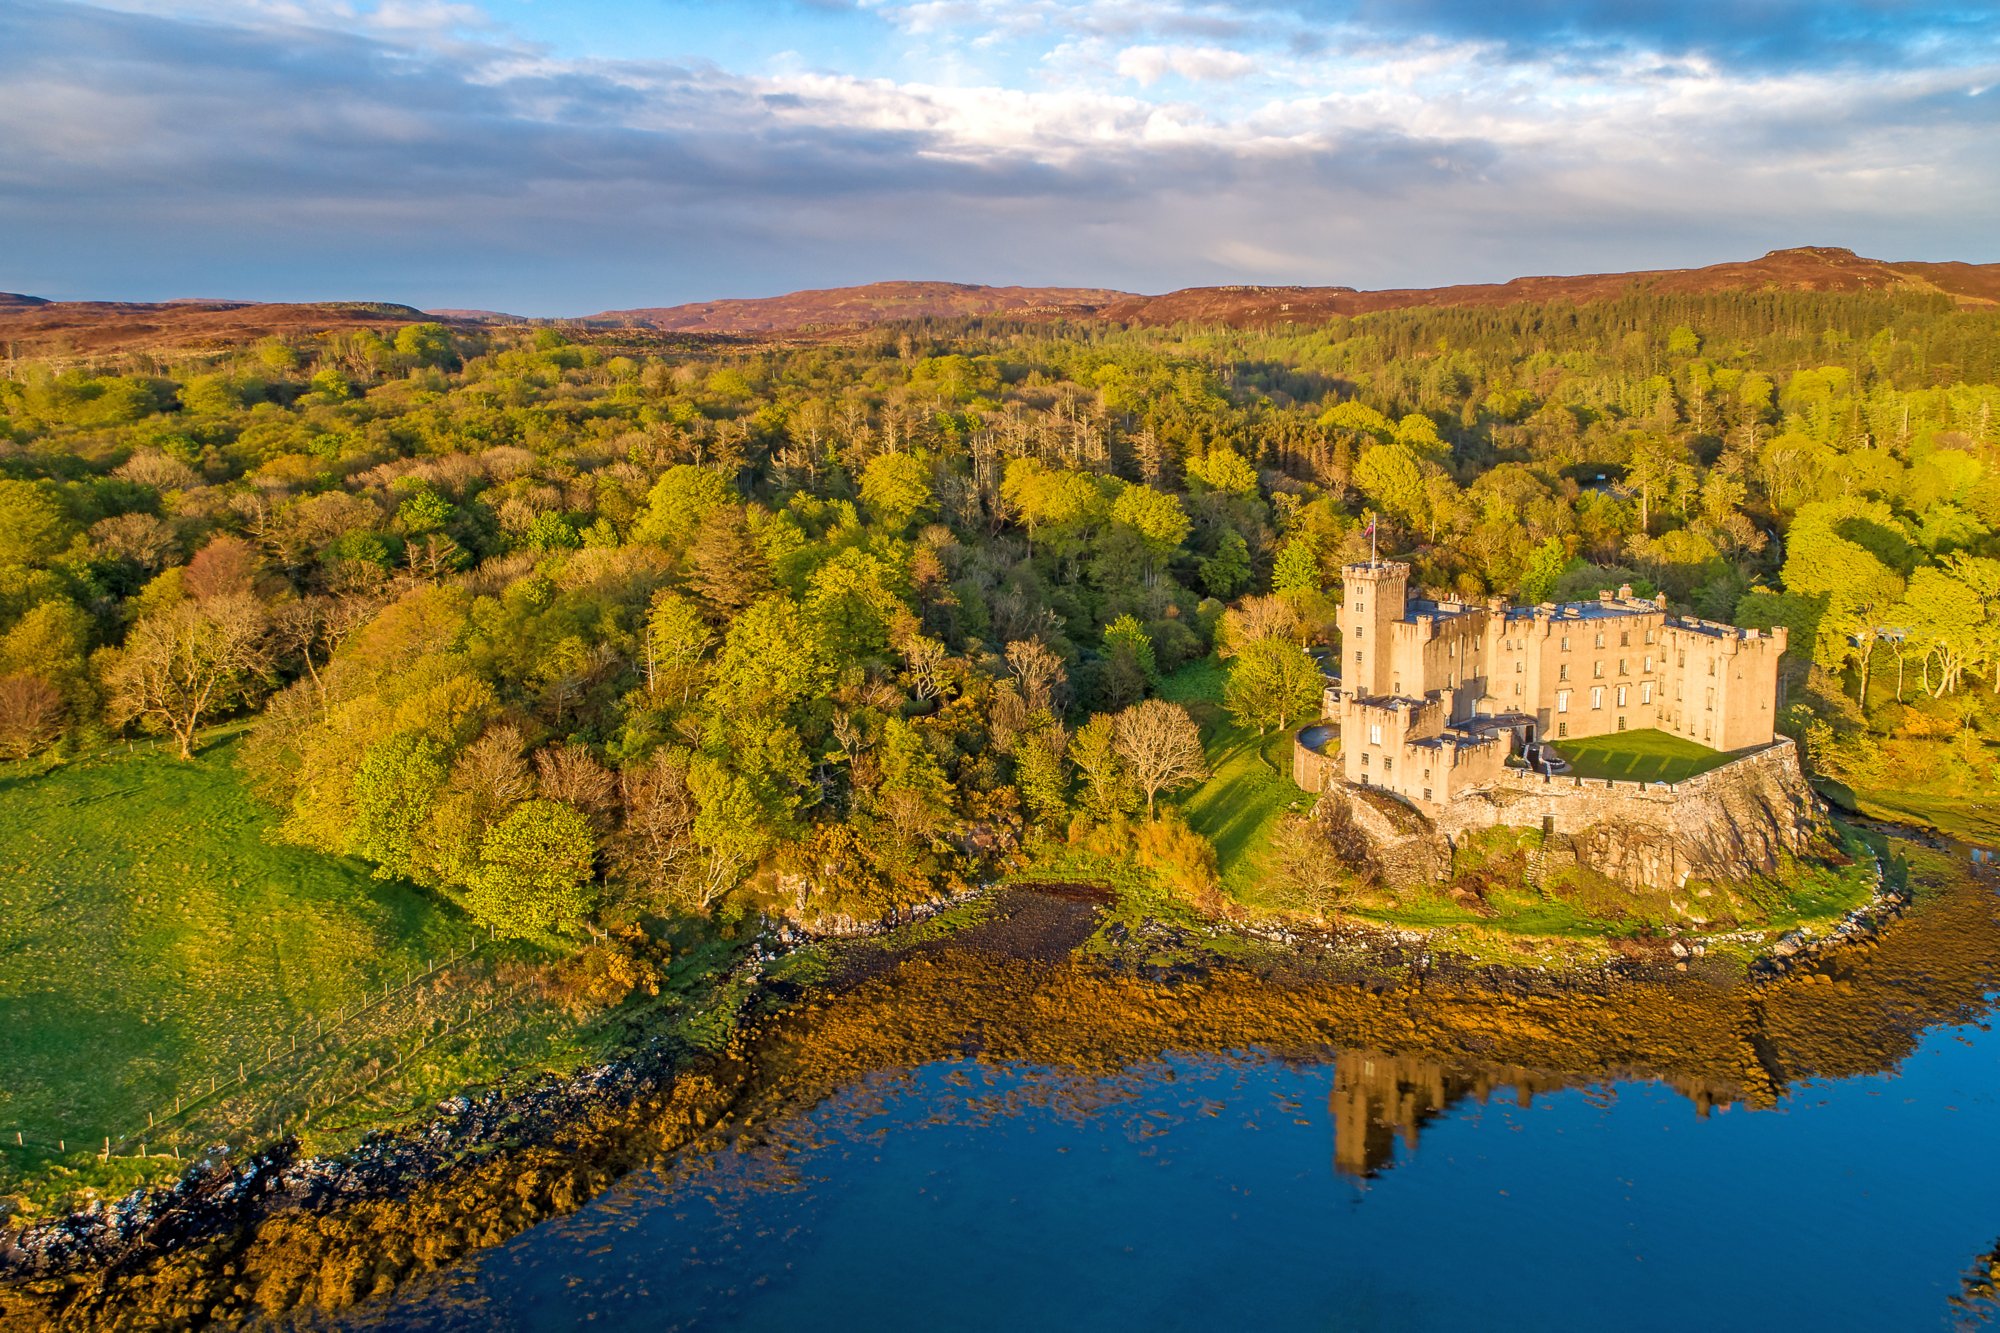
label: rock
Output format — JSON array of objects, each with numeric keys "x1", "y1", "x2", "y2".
[{"x1": 1436, "y1": 739, "x2": 1825, "y2": 892}]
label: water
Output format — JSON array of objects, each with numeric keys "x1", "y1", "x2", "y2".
[{"x1": 348, "y1": 1010, "x2": 2000, "y2": 1332}]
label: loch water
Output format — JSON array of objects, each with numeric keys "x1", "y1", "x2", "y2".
[{"x1": 346, "y1": 1004, "x2": 2000, "y2": 1331}]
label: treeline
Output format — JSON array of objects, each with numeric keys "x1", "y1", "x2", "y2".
[{"x1": 0, "y1": 291, "x2": 1995, "y2": 934}]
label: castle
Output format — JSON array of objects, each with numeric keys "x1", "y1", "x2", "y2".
[{"x1": 1332, "y1": 560, "x2": 1786, "y2": 811}]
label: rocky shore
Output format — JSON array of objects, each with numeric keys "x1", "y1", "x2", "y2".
[{"x1": 0, "y1": 839, "x2": 1964, "y2": 1328}]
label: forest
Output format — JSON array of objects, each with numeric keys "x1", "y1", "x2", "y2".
[{"x1": 2, "y1": 290, "x2": 1997, "y2": 968}]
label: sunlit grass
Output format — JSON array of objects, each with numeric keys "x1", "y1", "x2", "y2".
[
  {"x1": 0, "y1": 737, "x2": 483, "y2": 1147},
  {"x1": 1554, "y1": 728, "x2": 1733, "y2": 784},
  {"x1": 1160, "y1": 657, "x2": 1313, "y2": 902}
]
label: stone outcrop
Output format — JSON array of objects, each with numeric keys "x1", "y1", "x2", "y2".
[
  {"x1": 1346, "y1": 787, "x2": 1452, "y2": 889},
  {"x1": 1335, "y1": 739, "x2": 1828, "y2": 891}
]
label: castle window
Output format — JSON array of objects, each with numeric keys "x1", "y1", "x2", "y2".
[
  {"x1": 1642, "y1": 682, "x2": 1654, "y2": 704},
  {"x1": 1355, "y1": 650, "x2": 1363, "y2": 666},
  {"x1": 1620, "y1": 631, "x2": 1630, "y2": 647},
  {"x1": 1679, "y1": 651, "x2": 1686, "y2": 667},
  {"x1": 1617, "y1": 686, "x2": 1628, "y2": 707},
  {"x1": 1645, "y1": 630, "x2": 1655, "y2": 644},
  {"x1": 1369, "y1": 724, "x2": 1383, "y2": 746},
  {"x1": 1423, "y1": 788, "x2": 1432, "y2": 802},
  {"x1": 1558, "y1": 722, "x2": 1569, "y2": 738},
  {"x1": 1516, "y1": 659, "x2": 1524, "y2": 673},
  {"x1": 1618, "y1": 658, "x2": 1627, "y2": 675},
  {"x1": 1382, "y1": 757, "x2": 1394, "y2": 773},
  {"x1": 1708, "y1": 659, "x2": 1716, "y2": 676},
  {"x1": 1561, "y1": 636, "x2": 1570, "y2": 651},
  {"x1": 1705, "y1": 689, "x2": 1715, "y2": 710},
  {"x1": 1356, "y1": 600, "x2": 1364, "y2": 613},
  {"x1": 1591, "y1": 687, "x2": 1604, "y2": 709},
  {"x1": 1644, "y1": 655, "x2": 1653, "y2": 673},
  {"x1": 1559, "y1": 664, "x2": 1569, "y2": 681},
  {"x1": 1354, "y1": 624, "x2": 1363, "y2": 637},
  {"x1": 1617, "y1": 717, "x2": 1627, "y2": 731},
  {"x1": 1593, "y1": 662, "x2": 1604, "y2": 679},
  {"x1": 1360, "y1": 751, "x2": 1370, "y2": 766},
  {"x1": 1514, "y1": 682, "x2": 1523, "y2": 696},
  {"x1": 1556, "y1": 690, "x2": 1571, "y2": 713},
  {"x1": 1594, "y1": 632, "x2": 1605, "y2": 649}
]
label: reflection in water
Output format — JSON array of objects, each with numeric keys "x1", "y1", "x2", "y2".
[
  {"x1": 344, "y1": 1017, "x2": 2000, "y2": 1333},
  {"x1": 8, "y1": 846, "x2": 2000, "y2": 1331},
  {"x1": 1330, "y1": 1051, "x2": 1562, "y2": 1180},
  {"x1": 1956, "y1": 1239, "x2": 2000, "y2": 1326}
]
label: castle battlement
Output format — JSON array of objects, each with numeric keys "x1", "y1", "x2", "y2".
[{"x1": 1332, "y1": 561, "x2": 1787, "y2": 811}]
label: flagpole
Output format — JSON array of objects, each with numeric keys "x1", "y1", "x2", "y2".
[{"x1": 1369, "y1": 510, "x2": 1377, "y2": 564}]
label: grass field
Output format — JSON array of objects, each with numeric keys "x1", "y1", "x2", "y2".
[
  {"x1": 1554, "y1": 729, "x2": 1733, "y2": 784},
  {"x1": 1160, "y1": 657, "x2": 1313, "y2": 902},
  {"x1": 1819, "y1": 780, "x2": 2000, "y2": 848},
  {"x1": 0, "y1": 737, "x2": 488, "y2": 1156}
]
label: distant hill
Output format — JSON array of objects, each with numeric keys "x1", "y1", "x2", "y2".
[
  {"x1": 6, "y1": 249, "x2": 1996, "y2": 356},
  {"x1": 585, "y1": 281, "x2": 1132, "y2": 334},
  {"x1": 1096, "y1": 248, "x2": 2000, "y2": 326},
  {"x1": 0, "y1": 299, "x2": 440, "y2": 357},
  {"x1": 583, "y1": 248, "x2": 2000, "y2": 335}
]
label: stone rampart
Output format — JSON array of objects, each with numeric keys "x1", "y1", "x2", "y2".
[{"x1": 1433, "y1": 739, "x2": 1823, "y2": 889}]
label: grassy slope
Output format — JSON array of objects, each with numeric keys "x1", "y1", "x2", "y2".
[
  {"x1": 1554, "y1": 728, "x2": 1734, "y2": 784},
  {"x1": 1819, "y1": 779, "x2": 2000, "y2": 847},
  {"x1": 1159, "y1": 658, "x2": 1312, "y2": 904},
  {"x1": 0, "y1": 739, "x2": 483, "y2": 1147}
]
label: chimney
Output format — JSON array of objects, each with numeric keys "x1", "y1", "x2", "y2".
[
  {"x1": 1617, "y1": 583, "x2": 1633, "y2": 600},
  {"x1": 1598, "y1": 589, "x2": 1615, "y2": 604}
]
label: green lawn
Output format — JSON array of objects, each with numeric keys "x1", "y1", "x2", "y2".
[
  {"x1": 1554, "y1": 729, "x2": 1733, "y2": 784},
  {"x1": 0, "y1": 738, "x2": 486, "y2": 1157},
  {"x1": 1160, "y1": 657, "x2": 1313, "y2": 902},
  {"x1": 1819, "y1": 780, "x2": 2000, "y2": 848}
]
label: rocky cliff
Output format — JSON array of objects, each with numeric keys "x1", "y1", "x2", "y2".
[{"x1": 1351, "y1": 740, "x2": 1830, "y2": 892}]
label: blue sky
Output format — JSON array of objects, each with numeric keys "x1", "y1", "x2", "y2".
[{"x1": 2, "y1": 0, "x2": 1996, "y2": 314}]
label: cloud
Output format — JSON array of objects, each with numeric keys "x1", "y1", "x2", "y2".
[
  {"x1": 1115, "y1": 43, "x2": 1258, "y2": 85},
  {"x1": 0, "y1": 0, "x2": 1995, "y2": 313}
]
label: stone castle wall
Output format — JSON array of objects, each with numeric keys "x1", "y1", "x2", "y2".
[{"x1": 1432, "y1": 739, "x2": 1823, "y2": 889}]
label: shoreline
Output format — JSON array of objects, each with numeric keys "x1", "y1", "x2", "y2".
[{"x1": 0, "y1": 825, "x2": 1957, "y2": 1324}]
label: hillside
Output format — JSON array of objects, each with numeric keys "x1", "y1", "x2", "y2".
[
  {"x1": 584, "y1": 280, "x2": 1130, "y2": 333},
  {"x1": 7, "y1": 248, "x2": 1998, "y2": 355},
  {"x1": 577, "y1": 248, "x2": 2000, "y2": 334},
  {"x1": 0, "y1": 298, "x2": 449, "y2": 358}
]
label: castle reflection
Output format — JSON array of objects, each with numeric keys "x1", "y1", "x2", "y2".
[{"x1": 1327, "y1": 1049, "x2": 1737, "y2": 1180}]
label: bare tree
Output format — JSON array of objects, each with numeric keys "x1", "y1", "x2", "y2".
[
  {"x1": 1271, "y1": 794, "x2": 1376, "y2": 921},
  {"x1": 1219, "y1": 594, "x2": 1302, "y2": 657},
  {"x1": 614, "y1": 750, "x2": 699, "y2": 897},
  {"x1": 89, "y1": 512, "x2": 180, "y2": 572},
  {"x1": 1004, "y1": 638, "x2": 1068, "y2": 716},
  {"x1": 536, "y1": 743, "x2": 619, "y2": 834},
  {"x1": 902, "y1": 634, "x2": 949, "y2": 705},
  {"x1": 0, "y1": 673, "x2": 64, "y2": 759},
  {"x1": 271, "y1": 592, "x2": 379, "y2": 721},
  {"x1": 1112, "y1": 699, "x2": 1209, "y2": 819},
  {"x1": 104, "y1": 595, "x2": 271, "y2": 759}
]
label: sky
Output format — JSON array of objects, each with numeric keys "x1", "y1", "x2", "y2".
[{"x1": 2, "y1": 0, "x2": 1997, "y2": 315}]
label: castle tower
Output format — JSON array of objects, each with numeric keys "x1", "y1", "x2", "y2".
[{"x1": 1342, "y1": 560, "x2": 1408, "y2": 697}]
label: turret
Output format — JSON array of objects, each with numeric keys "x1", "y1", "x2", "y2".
[{"x1": 1342, "y1": 561, "x2": 1408, "y2": 697}]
